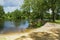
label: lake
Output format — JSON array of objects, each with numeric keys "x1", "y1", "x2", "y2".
[{"x1": 0, "y1": 20, "x2": 29, "y2": 34}]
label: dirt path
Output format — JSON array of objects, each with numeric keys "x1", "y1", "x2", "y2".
[{"x1": 33, "y1": 22, "x2": 60, "y2": 32}]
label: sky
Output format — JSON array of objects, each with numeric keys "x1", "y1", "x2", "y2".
[{"x1": 0, "y1": 0, "x2": 24, "y2": 13}]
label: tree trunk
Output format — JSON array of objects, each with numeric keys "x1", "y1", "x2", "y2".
[
  {"x1": 40, "y1": 12, "x2": 44, "y2": 21},
  {"x1": 52, "y1": 10, "x2": 55, "y2": 22},
  {"x1": 51, "y1": 0, "x2": 56, "y2": 22}
]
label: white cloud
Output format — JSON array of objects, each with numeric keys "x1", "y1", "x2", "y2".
[
  {"x1": 4, "y1": 0, "x2": 23, "y2": 7},
  {"x1": 4, "y1": 6, "x2": 20, "y2": 13},
  {"x1": 3, "y1": 0, "x2": 24, "y2": 13}
]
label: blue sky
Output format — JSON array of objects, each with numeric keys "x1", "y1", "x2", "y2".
[{"x1": 0, "y1": 0, "x2": 24, "y2": 13}]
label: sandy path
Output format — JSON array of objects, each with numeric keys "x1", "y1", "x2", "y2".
[{"x1": 0, "y1": 33, "x2": 30, "y2": 40}]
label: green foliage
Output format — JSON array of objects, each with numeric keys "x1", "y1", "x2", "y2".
[
  {"x1": 29, "y1": 20, "x2": 45, "y2": 28},
  {"x1": 4, "y1": 9, "x2": 28, "y2": 20},
  {"x1": 21, "y1": 0, "x2": 48, "y2": 20},
  {"x1": 0, "y1": 5, "x2": 5, "y2": 19},
  {"x1": 45, "y1": 0, "x2": 60, "y2": 22},
  {"x1": 20, "y1": 0, "x2": 60, "y2": 28}
]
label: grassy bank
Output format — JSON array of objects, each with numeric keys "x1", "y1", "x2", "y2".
[{"x1": 55, "y1": 20, "x2": 60, "y2": 23}]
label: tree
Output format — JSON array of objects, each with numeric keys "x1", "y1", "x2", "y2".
[
  {"x1": 12, "y1": 9, "x2": 26, "y2": 20},
  {"x1": 45, "y1": 0, "x2": 60, "y2": 22},
  {"x1": 22, "y1": 0, "x2": 60, "y2": 22},
  {"x1": 0, "y1": 5, "x2": 5, "y2": 19},
  {"x1": 21, "y1": 0, "x2": 48, "y2": 21}
]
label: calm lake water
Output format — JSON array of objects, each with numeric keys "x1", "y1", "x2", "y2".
[{"x1": 0, "y1": 20, "x2": 29, "y2": 33}]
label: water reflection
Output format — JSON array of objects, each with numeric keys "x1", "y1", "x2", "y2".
[
  {"x1": 18, "y1": 21, "x2": 29, "y2": 30},
  {"x1": 0, "y1": 20, "x2": 29, "y2": 33},
  {"x1": 0, "y1": 19, "x2": 4, "y2": 30}
]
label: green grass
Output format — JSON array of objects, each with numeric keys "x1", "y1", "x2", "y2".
[
  {"x1": 55, "y1": 20, "x2": 60, "y2": 24},
  {"x1": 50, "y1": 20, "x2": 60, "y2": 24},
  {"x1": 0, "y1": 37, "x2": 6, "y2": 40}
]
